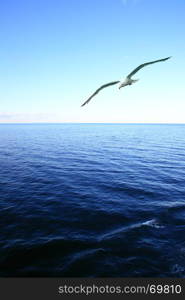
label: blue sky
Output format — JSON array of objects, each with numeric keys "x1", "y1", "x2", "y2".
[{"x1": 0, "y1": 0, "x2": 185, "y2": 123}]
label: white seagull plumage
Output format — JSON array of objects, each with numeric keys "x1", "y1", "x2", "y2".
[{"x1": 81, "y1": 56, "x2": 171, "y2": 107}]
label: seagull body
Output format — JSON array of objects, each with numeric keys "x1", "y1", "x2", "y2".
[
  {"x1": 118, "y1": 77, "x2": 139, "y2": 89},
  {"x1": 81, "y1": 56, "x2": 171, "y2": 107}
]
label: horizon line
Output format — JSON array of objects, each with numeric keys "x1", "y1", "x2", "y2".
[{"x1": 0, "y1": 122, "x2": 185, "y2": 125}]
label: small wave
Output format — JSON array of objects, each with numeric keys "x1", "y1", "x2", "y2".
[
  {"x1": 142, "y1": 219, "x2": 164, "y2": 229},
  {"x1": 171, "y1": 264, "x2": 185, "y2": 276},
  {"x1": 99, "y1": 219, "x2": 164, "y2": 241}
]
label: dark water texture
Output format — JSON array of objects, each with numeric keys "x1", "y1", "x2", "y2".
[{"x1": 0, "y1": 123, "x2": 185, "y2": 277}]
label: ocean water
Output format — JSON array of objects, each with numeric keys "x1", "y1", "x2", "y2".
[{"x1": 0, "y1": 123, "x2": 185, "y2": 277}]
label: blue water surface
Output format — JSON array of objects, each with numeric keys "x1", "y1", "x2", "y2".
[{"x1": 0, "y1": 123, "x2": 185, "y2": 277}]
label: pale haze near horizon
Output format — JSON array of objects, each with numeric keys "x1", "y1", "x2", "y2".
[{"x1": 0, "y1": 0, "x2": 184, "y2": 123}]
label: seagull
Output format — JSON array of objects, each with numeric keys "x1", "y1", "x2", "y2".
[{"x1": 81, "y1": 56, "x2": 171, "y2": 107}]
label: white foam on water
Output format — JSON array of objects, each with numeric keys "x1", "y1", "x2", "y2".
[{"x1": 142, "y1": 219, "x2": 164, "y2": 229}]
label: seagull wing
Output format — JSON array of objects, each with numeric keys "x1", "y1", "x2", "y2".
[
  {"x1": 127, "y1": 56, "x2": 171, "y2": 79},
  {"x1": 81, "y1": 81, "x2": 120, "y2": 107}
]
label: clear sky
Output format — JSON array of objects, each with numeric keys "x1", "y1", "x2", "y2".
[{"x1": 0, "y1": 0, "x2": 185, "y2": 123}]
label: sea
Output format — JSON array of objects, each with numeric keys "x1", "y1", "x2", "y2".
[{"x1": 0, "y1": 123, "x2": 185, "y2": 277}]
